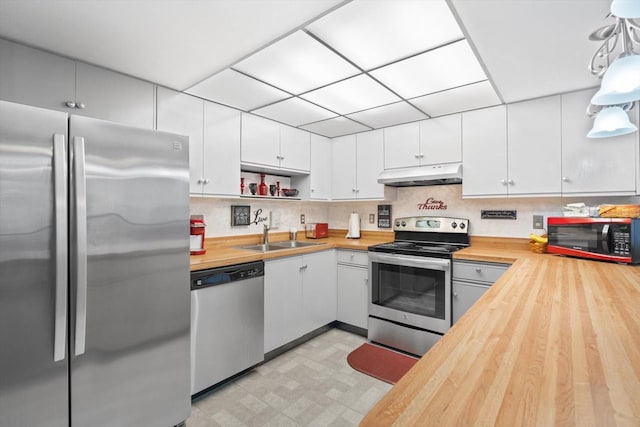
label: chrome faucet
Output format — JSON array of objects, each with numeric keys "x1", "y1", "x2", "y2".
[{"x1": 262, "y1": 224, "x2": 270, "y2": 246}]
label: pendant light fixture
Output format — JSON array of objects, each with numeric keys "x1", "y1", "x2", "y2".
[{"x1": 586, "y1": 2, "x2": 639, "y2": 138}]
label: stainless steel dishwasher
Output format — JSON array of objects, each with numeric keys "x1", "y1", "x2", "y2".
[{"x1": 190, "y1": 261, "x2": 264, "y2": 395}]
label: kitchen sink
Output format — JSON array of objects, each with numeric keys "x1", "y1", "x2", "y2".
[
  {"x1": 239, "y1": 241, "x2": 325, "y2": 252},
  {"x1": 269, "y1": 240, "x2": 326, "y2": 249}
]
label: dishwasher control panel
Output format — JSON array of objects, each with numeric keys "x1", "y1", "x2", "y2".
[{"x1": 191, "y1": 261, "x2": 264, "y2": 290}]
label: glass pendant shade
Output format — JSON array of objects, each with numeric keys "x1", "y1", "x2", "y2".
[
  {"x1": 591, "y1": 55, "x2": 640, "y2": 105},
  {"x1": 611, "y1": 0, "x2": 640, "y2": 18},
  {"x1": 587, "y1": 106, "x2": 638, "y2": 138}
]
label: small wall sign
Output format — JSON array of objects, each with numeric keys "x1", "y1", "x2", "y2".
[
  {"x1": 481, "y1": 210, "x2": 517, "y2": 220},
  {"x1": 417, "y1": 197, "x2": 447, "y2": 211},
  {"x1": 377, "y1": 204, "x2": 392, "y2": 228},
  {"x1": 231, "y1": 205, "x2": 251, "y2": 226}
]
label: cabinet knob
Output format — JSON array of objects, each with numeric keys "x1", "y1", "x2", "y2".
[
  {"x1": 76, "y1": 102, "x2": 85, "y2": 109},
  {"x1": 562, "y1": 176, "x2": 570, "y2": 182},
  {"x1": 501, "y1": 179, "x2": 507, "y2": 185},
  {"x1": 414, "y1": 154, "x2": 420, "y2": 159},
  {"x1": 352, "y1": 188, "x2": 357, "y2": 193},
  {"x1": 65, "y1": 101, "x2": 76, "y2": 108},
  {"x1": 453, "y1": 292, "x2": 458, "y2": 298},
  {"x1": 507, "y1": 179, "x2": 514, "y2": 185},
  {"x1": 475, "y1": 268, "x2": 482, "y2": 273},
  {"x1": 197, "y1": 178, "x2": 203, "y2": 184},
  {"x1": 419, "y1": 153, "x2": 424, "y2": 158}
]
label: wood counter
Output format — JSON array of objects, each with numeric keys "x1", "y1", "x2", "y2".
[{"x1": 361, "y1": 238, "x2": 640, "y2": 426}]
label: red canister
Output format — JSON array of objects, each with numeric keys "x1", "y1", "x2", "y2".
[{"x1": 190, "y1": 215, "x2": 206, "y2": 255}]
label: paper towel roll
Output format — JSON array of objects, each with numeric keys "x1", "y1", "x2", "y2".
[{"x1": 346, "y1": 213, "x2": 361, "y2": 239}]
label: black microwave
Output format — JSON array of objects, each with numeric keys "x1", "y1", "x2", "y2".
[{"x1": 547, "y1": 217, "x2": 640, "y2": 264}]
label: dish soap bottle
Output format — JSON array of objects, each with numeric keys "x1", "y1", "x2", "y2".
[{"x1": 258, "y1": 173, "x2": 268, "y2": 196}]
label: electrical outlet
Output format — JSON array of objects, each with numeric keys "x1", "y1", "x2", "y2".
[
  {"x1": 533, "y1": 215, "x2": 544, "y2": 229},
  {"x1": 369, "y1": 214, "x2": 375, "y2": 224},
  {"x1": 300, "y1": 214, "x2": 305, "y2": 224},
  {"x1": 270, "y1": 211, "x2": 281, "y2": 229}
]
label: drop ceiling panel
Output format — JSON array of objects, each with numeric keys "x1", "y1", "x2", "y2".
[
  {"x1": 306, "y1": 0, "x2": 463, "y2": 70},
  {"x1": 347, "y1": 101, "x2": 428, "y2": 129},
  {"x1": 301, "y1": 74, "x2": 401, "y2": 114},
  {"x1": 234, "y1": 30, "x2": 360, "y2": 95},
  {"x1": 370, "y1": 40, "x2": 487, "y2": 99},
  {"x1": 300, "y1": 116, "x2": 371, "y2": 137},
  {"x1": 410, "y1": 81, "x2": 501, "y2": 117},
  {"x1": 449, "y1": 0, "x2": 607, "y2": 103},
  {"x1": 0, "y1": 0, "x2": 344, "y2": 90},
  {"x1": 186, "y1": 69, "x2": 290, "y2": 111},
  {"x1": 252, "y1": 97, "x2": 338, "y2": 126}
]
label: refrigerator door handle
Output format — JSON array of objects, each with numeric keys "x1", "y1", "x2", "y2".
[
  {"x1": 53, "y1": 134, "x2": 68, "y2": 362},
  {"x1": 73, "y1": 136, "x2": 88, "y2": 356}
]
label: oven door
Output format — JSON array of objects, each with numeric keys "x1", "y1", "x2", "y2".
[{"x1": 368, "y1": 252, "x2": 451, "y2": 334}]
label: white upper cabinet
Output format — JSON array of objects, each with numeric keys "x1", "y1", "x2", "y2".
[
  {"x1": 0, "y1": 38, "x2": 75, "y2": 111},
  {"x1": 462, "y1": 105, "x2": 508, "y2": 197},
  {"x1": 561, "y1": 89, "x2": 637, "y2": 195},
  {"x1": 157, "y1": 88, "x2": 241, "y2": 196},
  {"x1": 419, "y1": 114, "x2": 462, "y2": 165},
  {"x1": 74, "y1": 62, "x2": 154, "y2": 129},
  {"x1": 157, "y1": 88, "x2": 204, "y2": 193},
  {"x1": 507, "y1": 95, "x2": 561, "y2": 196},
  {"x1": 309, "y1": 134, "x2": 332, "y2": 200},
  {"x1": 0, "y1": 39, "x2": 154, "y2": 129},
  {"x1": 203, "y1": 102, "x2": 241, "y2": 197},
  {"x1": 332, "y1": 130, "x2": 387, "y2": 200},
  {"x1": 241, "y1": 113, "x2": 310, "y2": 173},
  {"x1": 383, "y1": 122, "x2": 420, "y2": 169}
]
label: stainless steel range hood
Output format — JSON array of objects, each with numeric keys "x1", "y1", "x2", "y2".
[{"x1": 377, "y1": 163, "x2": 462, "y2": 187}]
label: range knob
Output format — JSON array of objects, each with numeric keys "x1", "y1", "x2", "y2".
[
  {"x1": 395, "y1": 220, "x2": 401, "y2": 227},
  {"x1": 460, "y1": 222, "x2": 466, "y2": 230},
  {"x1": 401, "y1": 221, "x2": 406, "y2": 227},
  {"x1": 451, "y1": 222, "x2": 457, "y2": 229}
]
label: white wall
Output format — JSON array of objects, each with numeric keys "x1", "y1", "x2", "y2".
[{"x1": 191, "y1": 185, "x2": 640, "y2": 238}]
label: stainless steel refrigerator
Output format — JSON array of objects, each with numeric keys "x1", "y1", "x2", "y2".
[{"x1": 0, "y1": 100, "x2": 191, "y2": 426}]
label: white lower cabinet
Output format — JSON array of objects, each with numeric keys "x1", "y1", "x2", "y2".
[
  {"x1": 336, "y1": 250, "x2": 369, "y2": 330},
  {"x1": 452, "y1": 260, "x2": 508, "y2": 324},
  {"x1": 264, "y1": 251, "x2": 336, "y2": 353}
]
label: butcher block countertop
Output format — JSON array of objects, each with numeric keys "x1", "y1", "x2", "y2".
[
  {"x1": 189, "y1": 229, "x2": 392, "y2": 271},
  {"x1": 361, "y1": 236, "x2": 640, "y2": 427}
]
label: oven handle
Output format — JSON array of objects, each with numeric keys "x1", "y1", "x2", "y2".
[{"x1": 368, "y1": 252, "x2": 450, "y2": 270}]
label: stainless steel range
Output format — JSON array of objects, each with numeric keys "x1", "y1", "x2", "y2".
[{"x1": 368, "y1": 216, "x2": 470, "y2": 356}]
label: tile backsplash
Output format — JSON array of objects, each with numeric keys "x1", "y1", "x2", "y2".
[{"x1": 191, "y1": 184, "x2": 640, "y2": 239}]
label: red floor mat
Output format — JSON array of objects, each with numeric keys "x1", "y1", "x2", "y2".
[{"x1": 347, "y1": 343, "x2": 419, "y2": 385}]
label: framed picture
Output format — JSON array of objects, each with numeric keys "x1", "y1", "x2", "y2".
[{"x1": 231, "y1": 205, "x2": 251, "y2": 226}]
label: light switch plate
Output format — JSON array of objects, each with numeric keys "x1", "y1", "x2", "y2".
[
  {"x1": 300, "y1": 214, "x2": 305, "y2": 224},
  {"x1": 270, "y1": 211, "x2": 281, "y2": 229},
  {"x1": 533, "y1": 215, "x2": 544, "y2": 229},
  {"x1": 369, "y1": 214, "x2": 375, "y2": 224}
]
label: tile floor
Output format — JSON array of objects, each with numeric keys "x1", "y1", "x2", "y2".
[{"x1": 186, "y1": 329, "x2": 391, "y2": 427}]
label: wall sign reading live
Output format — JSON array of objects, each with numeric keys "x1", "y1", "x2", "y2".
[{"x1": 417, "y1": 197, "x2": 448, "y2": 211}]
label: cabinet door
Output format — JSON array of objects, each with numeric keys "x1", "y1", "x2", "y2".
[
  {"x1": 561, "y1": 89, "x2": 637, "y2": 195},
  {"x1": 0, "y1": 38, "x2": 75, "y2": 112},
  {"x1": 156, "y1": 88, "x2": 204, "y2": 194},
  {"x1": 310, "y1": 134, "x2": 332, "y2": 200},
  {"x1": 241, "y1": 113, "x2": 280, "y2": 167},
  {"x1": 507, "y1": 96, "x2": 562, "y2": 196},
  {"x1": 75, "y1": 62, "x2": 154, "y2": 129},
  {"x1": 383, "y1": 122, "x2": 420, "y2": 169},
  {"x1": 336, "y1": 265, "x2": 369, "y2": 329},
  {"x1": 452, "y1": 281, "x2": 489, "y2": 324},
  {"x1": 462, "y1": 105, "x2": 508, "y2": 197},
  {"x1": 280, "y1": 126, "x2": 310, "y2": 172},
  {"x1": 301, "y1": 251, "x2": 336, "y2": 335},
  {"x1": 203, "y1": 102, "x2": 241, "y2": 196},
  {"x1": 420, "y1": 114, "x2": 462, "y2": 165},
  {"x1": 356, "y1": 129, "x2": 385, "y2": 199},
  {"x1": 264, "y1": 257, "x2": 303, "y2": 353},
  {"x1": 331, "y1": 135, "x2": 357, "y2": 199}
]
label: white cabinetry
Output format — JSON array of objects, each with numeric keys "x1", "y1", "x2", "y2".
[
  {"x1": 157, "y1": 88, "x2": 240, "y2": 196},
  {"x1": 309, "y1": 134, "x2": 332, "y2": 200},
  {"x1": 241, "y1": 113, "x2": 310, "y2": 173},
  {"x1": 383, "y1": 122, "x2": 420, "y2": 169},
  {"x1": 0, "y1": 39, "x2": 154, "y2": 129},
  {"x1": 507, "y1": 96, "x2": 562, "y2": 196},
  {"x1": 264, "y1": 251, "x2": 336, "y2": 353},
  {"x1": 332, "y1": 130, "x2": 389, "y2": 200},
  {"x1": 419, "y1": 114, "x2": 462, "y2": 165},
  {"x1": 336, "y1": 250, "x2": 369, "y2": 330},
  {"x1": 462, "y1": 105, "x2": 508, "y2": 197},
  {"x1": 561, "y1": 89, "x2": 637, "y2": 195},
  {"x1": 452, "y1": 260, "x2": 508, "y2": 324}
]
